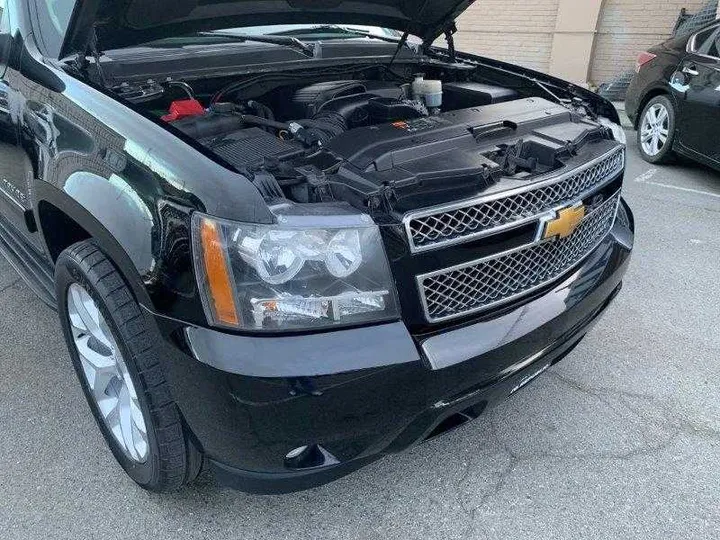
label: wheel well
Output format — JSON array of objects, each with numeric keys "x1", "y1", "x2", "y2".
[
  {"x1": 635, "y1": 88, "x2": 670, "y2": 129},
  {"x1": 37, "y1": 201, "x2": 91, "y2": 262}
]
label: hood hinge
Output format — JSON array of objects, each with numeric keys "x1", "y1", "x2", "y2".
[
  {"x1": 423, "y1": 21, "x2": 457, "y2": 59},
  {"x1": 444, "y1": 23, "x2": 457, "y2": 63},
  {"x1": 76, "y1": 27, "x2": 107, "y2": 87}
]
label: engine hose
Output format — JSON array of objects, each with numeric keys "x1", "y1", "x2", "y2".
[
  {"x1": 238, "y1": 114, "x2": 290, "y2": 131},
  {"x1": 166, "y1": 81, "x2": 195, "y2": 99},
  {"x1": 247, "y1": 100, "x2": 275, "y2": 121},
  {"x1": 312, "y1": 93, "x2": 372, "y2": 128}
]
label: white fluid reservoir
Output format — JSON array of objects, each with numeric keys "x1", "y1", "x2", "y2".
[{"x1": 422, "y1": 80, "x2": 443, "y2": 108}]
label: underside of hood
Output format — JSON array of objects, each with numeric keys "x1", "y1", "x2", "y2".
[{"x1": 60, "y1": 0, "x2": 476, "y2": 58}]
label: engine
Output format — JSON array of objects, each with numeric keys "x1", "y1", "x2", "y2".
[
  {"x1": 156, "y1": 76, "x2": 615, "y2": 211},
  {"x1": 169, "y1": 77, "x2": 441, "y2": 150}
]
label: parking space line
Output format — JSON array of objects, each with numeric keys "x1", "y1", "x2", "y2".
[
  {"x1": 640, "y1": 180, "x2": 720, "y2": 199},
  {"x1": 634, "y1": 169, "x2": 720, "y2": 199},
  {"x1": 633, "y1": 169, "x2": 658, "y2": 184}
]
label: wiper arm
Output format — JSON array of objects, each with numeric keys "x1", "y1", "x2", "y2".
[
  {"x1": 196, "y1": 32, "x2": 316, "y2": 57},
  {"x1": 307, "y1": 25, "x2": 412, "y2": 47},
  {"x1": 272, "y1": 25, "x2": 417, "y2": 53}
]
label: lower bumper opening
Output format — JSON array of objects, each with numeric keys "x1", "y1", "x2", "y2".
[
  {"x1": 284, "y1": 444, "x2": 339, "y2": 471},
  {"x1": 424, "y1": 402, "x2": 487, "y2": 442}
]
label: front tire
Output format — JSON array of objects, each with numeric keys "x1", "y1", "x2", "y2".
[
  {"x1": 55, "y1": 241, "x2": 201, "y2": 492},
  {"x1": 637, "y1": 95, "x2": 676, "y2": 164}
]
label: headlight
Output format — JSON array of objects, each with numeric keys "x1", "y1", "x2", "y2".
[
  {"x1": 192, "y1": 205, "x2": 400, "y2": 331},
  {"x1": 599, "y1": 117, "x2": 627, "y2": 145}
]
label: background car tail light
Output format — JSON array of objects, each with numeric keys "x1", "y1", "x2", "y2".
[{"x1": 635, "y1": 52, "x2": 657, "y2": 73}]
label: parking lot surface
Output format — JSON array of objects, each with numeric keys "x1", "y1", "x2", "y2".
[{"x1": 1, "y1": 134, "x2": 718, "y2": 540}]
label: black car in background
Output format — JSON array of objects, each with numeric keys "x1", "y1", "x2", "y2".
[
  {"x1": 0, "y1": 0, "x2": 633, "y2": 493},
  {"x1": 627, "y1": 21, "x2": 720, "y2": 167}
]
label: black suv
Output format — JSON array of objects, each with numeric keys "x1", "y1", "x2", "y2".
[{"x1": 0, "y1": 0, "x2": 633, "y2": 493}]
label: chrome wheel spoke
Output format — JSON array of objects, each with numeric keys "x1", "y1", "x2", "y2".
[
  {"x1": 124, "y1": 372, "x2": 147, "y2": 433},
  {"x1": 117, "y1": 384, "x2": 139, "y2": 461},
  {"x1": 649, "y1": 106, "x2": 658, "y2": 123},
  {"x1": 130, "y1": 396, "x2": 146, "y2": 432},
  {"x1": 652, "y1": 104, "x2": 663, "y2": 123},
  {"x1": 642, "y1": 103, "x2": 669, "y2": 157},
  {"x1": 98, "y1": 394, "x2": 119, "y2": 422},
  {"x1": 68, "y1": 309, "x2": 88, "y2": 337},
  {"x1": 76, "y1": 336, "x2": 117, "y2": 393},
  {"x1": 67, "y1": 283, "x2": 149, "y2": 463},
  {"x1": 69, "y1": 286, "x2": 113, "y2": 349},
  {"x1": 131, "y1": 400, "x2": 149, "y2": 459}
]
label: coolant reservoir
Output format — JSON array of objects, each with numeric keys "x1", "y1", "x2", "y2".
[
  {"x1": 411, "y1": 74, "x2": 425, "y2": 100},
  {"x1": 422, "y1": 80, "x2": 443, "y2": 109}
]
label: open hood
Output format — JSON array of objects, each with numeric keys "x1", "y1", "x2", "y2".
[{"x1": 60, "y1": 0, "x2": 476, "y2": 58}]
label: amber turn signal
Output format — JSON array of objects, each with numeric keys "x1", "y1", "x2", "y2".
[{"x1": 199, "y1": 218, "x2": 239, "y2": 326}]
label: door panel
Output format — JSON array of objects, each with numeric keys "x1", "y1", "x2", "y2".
[
  {"x1": 676, "y1": 27, "x2": 720, "y2": 161},
  {"x1": 676, "y1": 55, "x2": 720, "y2": 161},
  {"x1": 0, "y1": 1, "x2": 43, "y2": 249}
]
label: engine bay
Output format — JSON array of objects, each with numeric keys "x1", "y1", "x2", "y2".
[{"x1": 132, "y1": 67, "x2": 618, "y2": 216}]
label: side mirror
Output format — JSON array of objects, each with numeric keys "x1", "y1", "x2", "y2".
[{"x1": 0, "y1": 31, "x2": 65, "y2": 92}]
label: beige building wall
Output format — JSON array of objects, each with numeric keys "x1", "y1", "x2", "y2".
[
  {"x1": 590, "y1": 0, "x2": 707, "y2": 85},
  {"x1": 455, "y1": 0, "x2": 712, "y2": 86},
  {"x1": 454, "y1": 0, "x2": 561, "y2": 72},
  {"x1": 548, "y1": 0, "x2": 604, "y2": 83}
]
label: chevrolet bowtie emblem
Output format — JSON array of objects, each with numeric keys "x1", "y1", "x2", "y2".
[{"x1": 541, "y1": 203, "x2": 586, "y2": 240}]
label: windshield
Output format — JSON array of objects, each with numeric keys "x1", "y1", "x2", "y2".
[{"x1": 35, "y1": 0, "x2": 75, "y2": 57}]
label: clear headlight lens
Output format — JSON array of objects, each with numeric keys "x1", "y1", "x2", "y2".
[
  {"x1": 325, "y1": 229, "x2": 363, "y2": 278},
  {"x1": 192, "y1": 205, "x2": 400, "y2": 331}
]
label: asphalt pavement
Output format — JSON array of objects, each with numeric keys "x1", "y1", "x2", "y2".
[{"x1": 1, "y1": 133, "x2": 718, "y2": 540}]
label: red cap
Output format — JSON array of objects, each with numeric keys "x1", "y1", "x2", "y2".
[{"x1": 161, "y1": 99, "x2": 205, "y2": 122}]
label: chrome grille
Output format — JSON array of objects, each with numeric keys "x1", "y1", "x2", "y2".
[
  {"x1": 418, "y1": 192, "x2": 621, "y2": 323},
  {"x1": 405, "y1": 147, "x2": 624, "y2": 252}
]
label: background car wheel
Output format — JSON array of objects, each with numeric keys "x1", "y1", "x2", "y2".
[
  {"x1": 55, "y1": 241, "x2": 202, "y2": 492},
  {"x1": 637, "y1": 95, "x2": 675, "y2": 164}
]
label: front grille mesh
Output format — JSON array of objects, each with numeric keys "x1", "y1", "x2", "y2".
[
  {"x1": 407, "y1": 148, "x2": 624, "y2": 251},
  {"x1": 419, "y1": 192, "x2": 621, "y2": 322}
]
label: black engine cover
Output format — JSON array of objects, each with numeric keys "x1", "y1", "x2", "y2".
[{"x1": 326, "y1": 98, "x2": 611, "y2": 213}]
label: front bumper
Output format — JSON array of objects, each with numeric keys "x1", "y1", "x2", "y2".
[{"x1": 158, "y1": 206, "x2": 633, "y2": 493}]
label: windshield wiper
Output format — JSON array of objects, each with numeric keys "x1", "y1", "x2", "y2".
[
  {"x1": 196, "y1": 31, "x2": 316, "y2": 57},
  {"x1": 270, "y1": 25, "x2": 417, "y2": 52}
]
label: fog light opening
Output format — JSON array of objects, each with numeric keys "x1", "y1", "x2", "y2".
[{"x1": 284, "y1": 444, "x2": 337, "y2": 470}]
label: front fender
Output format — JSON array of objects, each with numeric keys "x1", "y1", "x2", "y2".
[
  {"x1": 17, "y1": 52, "x2": 276, "y2": 325},
  {"x1": 35, "y1": 179, "x2": 156, "y2": 311}
]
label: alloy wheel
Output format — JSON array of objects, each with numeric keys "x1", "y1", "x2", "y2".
[
  {"x1": 640, "y1": 103, "x2": 670, "y2": 156},
  {"x1": 67, "y1": 283, "x2": 149, "y2": 463}
]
